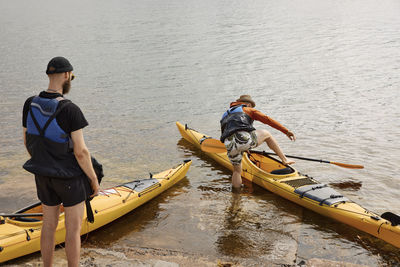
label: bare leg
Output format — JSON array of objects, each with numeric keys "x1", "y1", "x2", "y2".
[
  {"x1": 41, "y1": 204, "x2": 60, "y2": 267},
  {"x1": 255, "y1": 129, "x2": 295, "y2": 165},
  {"x1": 64, "y1": 201, "x2": 85, "y2": 267},
  {"x1": 232, "y1": 163, "x2": 242, "y2": 188}
]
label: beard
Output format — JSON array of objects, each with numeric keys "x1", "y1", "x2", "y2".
[{"x1": 62, "y1": 80, "x2": 71, "y2": 94}]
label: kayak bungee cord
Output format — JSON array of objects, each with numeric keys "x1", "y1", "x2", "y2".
[
  {"x1": 121, "y1": 165, "x2": 182, "y2": 203},
  {"x1": 247, "y1": 168, "x2": 389, "y2": 221},
  {"x1": 0, "y1": 226, "x2": 41, "y2": 241}
]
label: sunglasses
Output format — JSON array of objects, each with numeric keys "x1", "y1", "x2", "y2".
[{"x1": 70, "y1": 73, "x2": 75, "y2": 81}]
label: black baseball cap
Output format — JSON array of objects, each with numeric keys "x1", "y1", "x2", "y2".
[{"x1": 46, "y1": 56, "x2": 73, "y2": 74}]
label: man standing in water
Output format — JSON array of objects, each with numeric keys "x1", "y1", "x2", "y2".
[
  {"x1": 220, "y1": 95, "x2": 296, "y2": 189},
  {"x1": 22, "y1": 57, "x2": 99, "y2": 266}
]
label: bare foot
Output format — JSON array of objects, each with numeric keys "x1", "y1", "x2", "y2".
[{"x1": 282, "y1": 159, "x2": 295, "y2": 165}]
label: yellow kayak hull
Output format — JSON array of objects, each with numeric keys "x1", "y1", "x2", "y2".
[
  {"x1": 0, "y1": 160, "x2": 191, "y2": 263},
  {"x1": 176, "y1": 122, "x2": 400, "y2": 248}
]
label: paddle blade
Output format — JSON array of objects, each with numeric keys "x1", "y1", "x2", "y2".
[
  {"x1": 201, "y1": 138, "x2": 227, "y2": 153},
  {"x1": 330, "y1": 161, "x2": 364, "y2": 169}
]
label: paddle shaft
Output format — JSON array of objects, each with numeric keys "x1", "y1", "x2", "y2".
[
  {"x1": 201, "y1": 138, "x2": 364, "y2": 169},
  {"x1": 202, "y1": 139, "x2": 330, "y2": 162},
  {"x1": 259, "y1": 151, "x2": 364, "y2": 169},
  {"x1": 260, "y1": 151, "x2": 330, "y2": 163},
  {"x1": 0, "y1": 213, "x2": 43, "y2": 218}
]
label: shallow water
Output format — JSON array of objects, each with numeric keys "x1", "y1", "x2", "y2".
[{"x1": 1, "y1": 0, "x2": 400, "y2": 265}]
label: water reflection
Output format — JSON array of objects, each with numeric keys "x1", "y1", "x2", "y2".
[
  {"x1": 178, "y1": 135, "x2": 400, "y2": 265},
  {"x1": 0, "y1": 170, "x2": 7, "y2": 178},
  {"x1": 5, "y1": 178, "x2": 191, "y2": 266},
  {"x1": 84, "y1": 178, "x2": 190, "y2": 247},
  {"x1": 216, "y1": 192, "x2": 249, "y2": 257},
  {"x1": 216, "y1": 190, "x2": 301, "y2": 264},
  {"x1": 298, "y1": 207, "x2": 400, "y2": 266},
  {"x1": 329, "y1": 180, "x2": 362, "y2": 191},
  {"x1": 176, "y1": 138, "x2": 232, "y2": 177}
]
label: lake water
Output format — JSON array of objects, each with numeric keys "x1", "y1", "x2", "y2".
[{"x1": 1, "y1": 0, "x2": 399, "y2": 265}]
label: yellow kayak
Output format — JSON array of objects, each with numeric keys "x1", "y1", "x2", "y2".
[
  {"x1": 176, "y1": 122, "x2": 400, "y2": 248},
  {"x1": 0, "y1": 160, "x2": 191, "y2": 263}
]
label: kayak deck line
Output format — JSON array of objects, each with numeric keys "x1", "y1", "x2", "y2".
[
  {"x1": 249, "y1": 141, "x2": 397, "y2": 219},
  {"x1": 176, "y1": 121, "x2": 400, "y2": 249}
]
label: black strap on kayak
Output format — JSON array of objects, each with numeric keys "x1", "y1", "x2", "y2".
[
  {"x1": 319, "y1": 194, "x2": 344, "y2": 206},
  {"x1": 24, "y1": 230, "x2": 31, "y2": 241},
  {"x1": 381, "y1": 212, "x2": 400, "y2": 226},
  {"x1": 299, "y1": 184, "x2": 328, "y2": 198},
  {"x1": 0, "y1": 227, "x2": 40, "y2": 241}
]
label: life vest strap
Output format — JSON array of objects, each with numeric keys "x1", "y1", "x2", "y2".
[
  {"x1": 29, "y1": 99, "x2": 70, "y2": 137},
  {"x1": 29, "y1": 104, "x2": 45, "y2": 136},
  {"x1": 41, "y1": 101, "x2": 70, "y2": 135}
]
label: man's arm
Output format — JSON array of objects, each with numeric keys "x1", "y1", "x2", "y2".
[
  {"x1": 245, "y1": 107, "x2": 296, "y2": 141},
  {"x1": 71, "y1": 129, "x2": 99, "y2": 197}
]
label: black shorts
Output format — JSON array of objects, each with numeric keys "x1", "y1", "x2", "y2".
[{"x1": 34, "y1": 175, "x2": 88, "y2": 207}]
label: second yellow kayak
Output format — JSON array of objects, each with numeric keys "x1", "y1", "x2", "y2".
[{"x1": 176, "y1": 121, "x2": 400, "y2": 249}]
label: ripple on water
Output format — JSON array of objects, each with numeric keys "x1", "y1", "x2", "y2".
[{"x1": 1, "y1": 0, "x2": 400, "y2": 265}]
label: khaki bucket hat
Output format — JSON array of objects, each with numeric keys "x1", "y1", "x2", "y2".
[{"x1": 236, "y1": 95, "x2": 255, "y2": 107}]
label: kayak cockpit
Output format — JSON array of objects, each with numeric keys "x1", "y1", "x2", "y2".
[
  {"x1": 3, "y1": 202, "x2": 68, "y2": 224},
  {"x1": 4, "y1": 202, "x2": 47, "y2": 223},
  {"x1": 247, "y1": 150, "x2": 296, "y2": 175},
  {"x1": 10, "y1": 216, "x2": 41, "y2": 223}
]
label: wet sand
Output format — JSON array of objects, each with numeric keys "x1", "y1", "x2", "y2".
[{"x1": 3, "y1": 246, "x2": 372, "y2": 267}]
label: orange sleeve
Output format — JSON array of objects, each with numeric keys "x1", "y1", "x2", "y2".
[{"x1": 243, "y1": 107, "x2": 289, "y2": 134}]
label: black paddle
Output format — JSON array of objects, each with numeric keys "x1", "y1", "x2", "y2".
[
  {"x1": 200, "y1": 138, "x2": 364, "y2": 169},
  {"x1": 0, "y1": 213, "x2": 43, "y2": 218},
  {"x1": 258, "y1": 151, "x2": 364, "y2": 169}
]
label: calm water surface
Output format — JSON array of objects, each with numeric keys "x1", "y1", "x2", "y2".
[{"x1": 1, "y1": 0, "x2": 400, "y2": 265}]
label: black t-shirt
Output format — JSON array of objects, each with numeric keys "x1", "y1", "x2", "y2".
[{"x1": 22, "y1": 91, "x2": 88, "y2": 134}]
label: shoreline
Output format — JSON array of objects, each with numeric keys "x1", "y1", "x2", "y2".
[{"x1": 3, "y1": 245, "x2": 370, "y2": 267}]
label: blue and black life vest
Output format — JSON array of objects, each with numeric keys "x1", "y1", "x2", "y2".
[
  {"x1": 23, "y1": 96, "x2": 84, "y2": 178},
  {"x1": 220, "y1": 105, "x2": 256, "y2": 142}
]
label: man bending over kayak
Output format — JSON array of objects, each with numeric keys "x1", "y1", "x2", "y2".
[{"x1": 220, "y1": 95, "x2": 296, "y2": 189}]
